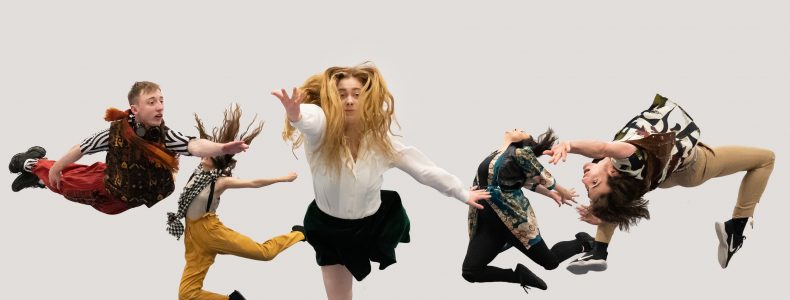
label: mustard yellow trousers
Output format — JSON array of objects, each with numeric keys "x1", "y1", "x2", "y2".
[{"x1": 178, "y1": 213, "x2": 304, "y2": 300}]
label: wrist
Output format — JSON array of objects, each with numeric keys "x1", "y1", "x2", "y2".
[{"x1": 288, "y1": 112, "x2": 301, "y2": 123}]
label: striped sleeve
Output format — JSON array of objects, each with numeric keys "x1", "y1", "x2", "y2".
[
  {"x1": 80, "y1": 128, "x2": 111, "y2": 155},
  {"x1": 164, "y1": 128, "x2": 195, "y2": 156}
]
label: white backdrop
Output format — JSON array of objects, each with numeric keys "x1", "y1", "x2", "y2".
[{"x1": 1, "y1": 1, "x2": 787, "y2": 299}]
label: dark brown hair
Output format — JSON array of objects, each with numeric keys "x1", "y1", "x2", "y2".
[
  {"x1": 194, "y1": 104, "x2": 263, "y2": 176},
  {"x1": 516, "y1": 128, "x2": 558, "y2": 155},
  {"x1": 590, "y1": 172, "x2": 649, "y2": 231}
]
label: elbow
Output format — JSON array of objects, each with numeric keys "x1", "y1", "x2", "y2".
[
  {"x1": 186, "y1": 142, "x2": 201, "y2": 157},
  {"x1": 541, "y1": 260, "x2": 560, "y2": 271},
  {"x1": 415, "y1": 167, "x2": 459, "y2": 195},
  {"x1": 414, "y1": 167, "x2": 441, "y2": 185},
  {"x1": 71, "y1": 144, "x2": 84, "y2": 155},
  {"x1": 186, "y1": 139, "x2": 217, "y2": 158},
  {"x1": 595, "y1": 143, "x2": 611, "y2": 158}
]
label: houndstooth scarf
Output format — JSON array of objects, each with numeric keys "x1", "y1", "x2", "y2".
[{"x1": 166, "y1": 165, "x2": 219, "y2": 240}]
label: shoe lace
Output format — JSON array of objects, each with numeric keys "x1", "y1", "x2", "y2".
[
  {"x1": 521, "y1": 284, "x2": 531, "y2": 294},
  {"x1": 733, "y1": 236, "x2": 746, "y2": 253}
]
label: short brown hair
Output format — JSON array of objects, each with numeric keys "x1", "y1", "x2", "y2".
[
  {"x1": 127, "y1": 81, "x2": 161, "y2": 105},
  {"x1": 591, "y1": 172, "x2": 650, "y2": 231}
]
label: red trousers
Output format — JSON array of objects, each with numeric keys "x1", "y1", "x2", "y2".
[{"x1": 31, "y1": 159, "x2": 137, "y2": 215}]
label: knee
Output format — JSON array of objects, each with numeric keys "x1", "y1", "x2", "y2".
[
  {"x1": 539, "y1": 260, "x2": 560, "y2": 271},
  {"x1": 461, "y1": 268, "x2": 480, "y2": 283},
  {"x1": 258, "y1": 248, "x2": 277, "y2": 261},
  {"x1": 461, "y1": 271, "x2": 476, "y2": 283},
  {"x1": 766, "y1": 150, "x2": 776, "y2": 165}
]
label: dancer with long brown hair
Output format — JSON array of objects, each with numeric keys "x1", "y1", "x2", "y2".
[{"x1": 168, "y1": 104, "x2": 304, "y2": 300}]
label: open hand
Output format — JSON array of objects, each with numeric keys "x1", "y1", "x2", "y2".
[
  {"x1": 543, "y1": 141, "x2": 571, "y2": 165},
  {"x1": 576, "y1": 204, "x2": 603, "y2": 225},
  {"x1": 281, "y1": 172, "x2": 298, "y2": 182},
  {"x1": 272, "y1": 88, "x2": 304, "y2": 122},
  {"x1": 466, "y1": 189, "x2": 492, "y2": 209}
]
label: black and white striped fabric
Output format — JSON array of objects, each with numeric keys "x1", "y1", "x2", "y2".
[
  {"x1": 23, "y1": 158, "x2": 38, "y2": 173},
  {"x1": 166, "y1": 166, "x2": 219, "y2": 240},
  {"x1": 79, "y1": 114, "x2": 194, "y2": 155}
]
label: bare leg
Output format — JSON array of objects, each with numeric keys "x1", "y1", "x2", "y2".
[{"x1": 321, "y1": 264, "x2": 353, "y2": 300}]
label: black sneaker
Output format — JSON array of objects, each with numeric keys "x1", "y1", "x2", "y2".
[
  {"x1": 515, "y1": 263, "x2": 547, "y2": 293},
  {"x1": 567, "y1": 250, "x2": 608, "y2": 275},
  {"x1": 229, "y1": 290, "x2": 246, "y2": 300},
  {"x1": 575, "y1": 232, "x2": 595, "y2": 252},
  {"x1": 715, "y1": 218, "x2": 752, "y2": 268},
  {"x1": 292, "y1": 225, "x2": 307, "y2": 242},
  {"x1": 9, "y1": 146, "x2": 46, "y2": 173},
  {"x1": 12, "y1": 172, "x2": 45, "y2": 192}
]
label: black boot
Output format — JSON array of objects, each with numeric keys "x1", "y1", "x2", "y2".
[
  {"x1": 229, "y1": 290, "x2": 246, "y2": 300},
  {"x1": 9, "y1": 146, "x2": 46, "y2": 173},
  {"x1": 292, "y1": 225, "x2": 307, "y2": 242},
  {"x1": 515, "y1": 263, "x2": 547, "y2": 293},
  {"x1": 12, "y1": 172, "x2": 45, "y2": 192}
]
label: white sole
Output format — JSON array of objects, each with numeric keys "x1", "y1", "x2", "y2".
[
  {"x1": 566, "y1": 259, "x2": 607, "y2": 275},
  {"x1": 715, "y1": 222, "x2": 729, "y2": 268}
]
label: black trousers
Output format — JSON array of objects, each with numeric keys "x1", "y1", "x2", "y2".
[{"x1": 462, "y1": 201, "x2": 582, "y2": 283}]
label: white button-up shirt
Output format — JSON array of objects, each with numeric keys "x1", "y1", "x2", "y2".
[{"x1": 292, "y1": 104, "x2": 470, "y2": 219}]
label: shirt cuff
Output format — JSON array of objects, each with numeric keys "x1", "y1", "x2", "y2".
[
  {"x1": 455, "y1": 189, "x2": 470, "y2": 204},
  {"x1": 288, "y1": 114, "x2": 303, "y2": 127}
]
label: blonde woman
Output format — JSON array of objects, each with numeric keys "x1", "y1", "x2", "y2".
[{"x1": 273, "y1": 63, "x2": 490, "y2": 300}]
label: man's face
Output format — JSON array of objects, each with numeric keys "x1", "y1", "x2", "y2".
[{"x1": 131, "y1": 89, "x2": 164, "y2": 127}]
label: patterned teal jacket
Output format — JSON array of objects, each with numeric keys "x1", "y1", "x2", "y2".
[{"x1": 468, "y1": 145, "x2": 556, "y2": 249}]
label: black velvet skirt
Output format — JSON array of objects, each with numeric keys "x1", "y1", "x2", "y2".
[{"x1": 303, "y1": 190, "x2": 411, "y2": 281}]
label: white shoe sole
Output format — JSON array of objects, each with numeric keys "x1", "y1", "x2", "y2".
[
  {"x1": 566, "y1": 259, "x2": 607, "y2": 275},
  {"x1": 715, "y1": 222, "x2": 729, "y2": 268}
]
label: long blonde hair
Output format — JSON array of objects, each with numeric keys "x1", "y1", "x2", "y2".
[{"x1": 282, "y1": 63, "x2": 398, "y2": 171}]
